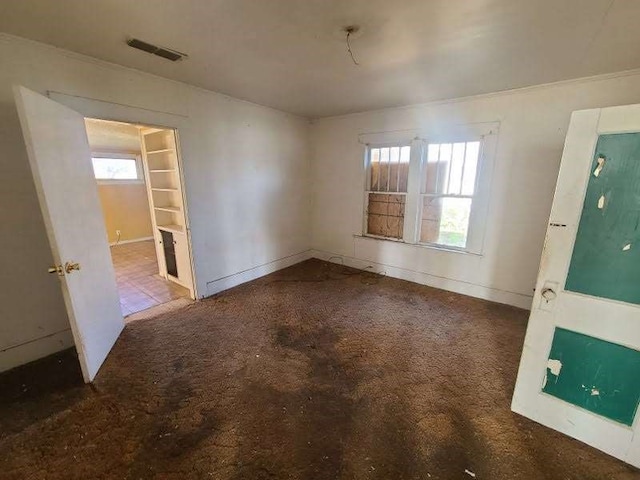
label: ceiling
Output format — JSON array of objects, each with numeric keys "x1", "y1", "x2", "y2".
[
  {"x1": 85, "y1": 119, "x2": 141, "y2": 153},
  {"x1": 1, "y1": 0, "x2": 640, "y2": 118}
]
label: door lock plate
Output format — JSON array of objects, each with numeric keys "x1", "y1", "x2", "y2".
[{"x1": 539, "y1": 281, "x2": 559, "y2": 312}]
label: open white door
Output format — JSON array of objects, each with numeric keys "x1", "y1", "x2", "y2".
[
  {"x1": 512, "y1": 104, "x2": 640, "y2": 467},
  {"x1": 14, "y1": 86, "x2": 124, "y2": 382}
]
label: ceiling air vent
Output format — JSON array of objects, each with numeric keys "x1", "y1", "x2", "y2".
[{"x1": 126, "y1": 38, "x2": 188, "y2": 62}]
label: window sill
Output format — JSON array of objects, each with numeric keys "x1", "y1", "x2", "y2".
[{"x1": 355, "y1": 234, "x2": 483, "y2": 257}]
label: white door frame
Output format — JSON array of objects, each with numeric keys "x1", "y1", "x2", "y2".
[
  {"x1": 49, "y1": 91, "x2": 199, "y2": 300},
  {"x1": 512, "y1": 104, "x2": 640, "y2": 468}
]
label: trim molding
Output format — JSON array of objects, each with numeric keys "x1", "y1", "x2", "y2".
[
  {"x1": 0, "y1": 329, "x2": 74, "y2": 374},
  {"x1": 311, "y1": 249, "x2": 533, "y2": 310},
  {"x1": 313, "y1": 69, "x2": 640, "y2": 122},
  {"x1": 205, "y1": 250, "x2": 313, "y2": 297}
]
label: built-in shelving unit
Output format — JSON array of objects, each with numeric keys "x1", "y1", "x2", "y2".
[
  {"x1": 146, "y1": 148, "x2": 175, "y2": 155},
  {"x1": 157, "y1": 224, "x2": 185, "y2": 234},
  {"x1": 140, "y1": 127, "x2": 193, "y2": 294},
  {"x1": 154, "y1": 206, "x2": 181, "y2": 213}
]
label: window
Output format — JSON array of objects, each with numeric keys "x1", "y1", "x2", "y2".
[
  {"x1": 420, "y1": 141, "x2": 480, "y2": 249},
  {"x1": 362, "y1": 126, "x2": 497, "y2": 254},
  {"x1": 92, "y1": 154, "x2": 143, "y2": 183},
  {"x1": 365, "y1": 145, "x2": 411, "y2": 239}
]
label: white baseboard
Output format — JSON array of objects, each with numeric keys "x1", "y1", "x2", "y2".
[
  {"x1": 0, "y1": 329, "x2": 75, "y2": 374},
  {"x1": 311, "y1": 249, "x2": 533, "y2": 310},
  {"x1": 205, "y1": 250, "x2": 313, "y2": 297},
  {"x1": 109, "y1": 236, "x2": 154, "y2": 246}
]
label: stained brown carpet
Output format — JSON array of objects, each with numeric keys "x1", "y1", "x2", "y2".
[{"x1": 0, "y1": 259, "x2": 637, "y2": 479}]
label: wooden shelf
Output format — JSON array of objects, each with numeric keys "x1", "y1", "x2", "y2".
[
  {"x1": 154, "y1": 206, "x2": 181, "y2": 213},
  {"x1": 146, "y1": 148, "x2": 174, "y2": 155},
  {"x1": 142, "y1": 127, "x2": 164, "y2": 135},
  {"x1": 157, "y1": 224, "x2": 184, "y2": 234},
  {"x1": 151, "y1": 187, "x2": 179, "y2": 192},
  {"x1": 149, "y1": 169, "x2": 176, "y2": 173}
]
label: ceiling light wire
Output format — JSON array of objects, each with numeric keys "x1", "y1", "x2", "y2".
[{"x1": 346, "y1": 29, "x2": 360, "y2": 66}]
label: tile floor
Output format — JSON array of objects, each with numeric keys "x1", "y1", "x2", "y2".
[{"x1": 110, "y1": 240, "x2": 190, "y2": 316}]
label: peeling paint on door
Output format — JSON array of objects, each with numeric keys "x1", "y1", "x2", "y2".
[
  {"x1": 565, "y1": 133, "x2": 640, "y2": 305},
  {"x1": 542, "y1": 328, "x2": 640, "y2": 426}
]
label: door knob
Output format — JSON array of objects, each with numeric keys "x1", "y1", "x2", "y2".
[
  {"x1": 48, "y1": 265, "x2": 64, "y2": 276},
  {"x1": 541, "y1": 288, "x2": 557, "y2": 302},
  {"x1": 65, "y1": 262, "x2": 81, "y2": 274}
]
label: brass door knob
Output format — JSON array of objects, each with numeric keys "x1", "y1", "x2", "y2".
[
  {"x1": 48, "y1": 265, "x2": 64, "y2": 276},
  {"x1": 65, "y1": 262, "x2": 81, "y2": 274}
]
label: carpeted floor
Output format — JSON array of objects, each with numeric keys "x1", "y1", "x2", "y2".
[{"x1": 0, "y1": 259, "x2": 637, "y2": 479}]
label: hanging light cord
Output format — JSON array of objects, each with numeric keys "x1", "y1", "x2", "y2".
[{"x1": 346, "y1": 30, "x2": 359, "y2": 66}]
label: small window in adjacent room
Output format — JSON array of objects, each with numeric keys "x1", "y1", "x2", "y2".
[
  {"x1": 92, "y1": 154, "x2": 143, "y2": 183},
  {"x1": 365, "y1": 145, "x2": 411, "y2": 239},
  {"x1": 419, "y1": 141, "x2": 481, "y2": 249}
]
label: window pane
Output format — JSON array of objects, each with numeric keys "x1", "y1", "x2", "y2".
[
  {"x1": 370, "y1": 148, "x2": 380, "y2": 191},
  {"x1": 369, "y1": 145, "x2": 410, "y2": 193},
  {"x1": 398, "y1": 146, "x2": 410, "y2": 192},
  {"x1": 461, "y1": 141, "x2": 480, "y2": 195},
  {"x1": 420, "y1": 197, "x2": 472, "y2": 248},
  {"x1": 367, "y1": 193, "x2": 405, "y2": 239},
  {"x1": 447, "y1": 143, "x2": 466, "y2": 195},
  {"x1": 436, "y1": 144, "x2": 452, "y2": 194},
  {"x1": 379, "y1": 148, "x2": 390, "y2": 192},
  {"x1": 389, "y1": 147, "x2": 400, "y2": 192},
  {"x1": 425, "y1": 144, "x2": 440, "y2": 194},
  {"x1": 92, "y1": 157, "x2": 139, "y2": 180},
  {"x1": 426, "y1": 143, "x2": 456, "y2": 195},
  {"x1": 426, "y1": 141, "x2": 481, "y2": 196},
  {"x1": 400, "y1": 146, "x2": 411, "y2": 163}
]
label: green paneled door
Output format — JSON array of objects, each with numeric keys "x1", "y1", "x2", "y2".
[
  {"x1": 543, "y1": 328, "x2": 640, "y2": 426},
  {"x1": 565, "y1": 133, "x2": 640, "y2": 305}
]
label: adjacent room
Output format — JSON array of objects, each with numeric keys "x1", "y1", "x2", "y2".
[
  {"x1": 85, "y1": 118, "x2": 194, "y2": 316},
  {"x1": 1, "y1": 1, "x2": 640, "y2": 479}
]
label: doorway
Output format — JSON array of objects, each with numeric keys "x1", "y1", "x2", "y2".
[{"x1": 85, "y1": 118, "x2": 195, "y2": 317}]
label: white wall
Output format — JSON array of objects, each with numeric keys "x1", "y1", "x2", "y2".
[
  {"x1": 0, "y1": 34, "x2": 311, "y2": 372},
  {"x1": 310, "y1": 71, "x2": 640, "y2": 309},
  {"x1": 5, "y1": 31, "x2": 640, "y2": 374}
]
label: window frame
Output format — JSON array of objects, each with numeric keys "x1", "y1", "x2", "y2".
[
  {"x1": 417, "y1": 139, "x2": 484, "y2": 253},
  {"x1": 361, "y1": 124, "x2": 498, "y2": 255},
  {"x1": 91, "y1": 152, "x2": 144, "y2": 185},
  {"x1": 362, "y1": 141, "x2": 413, "y2": 241}
]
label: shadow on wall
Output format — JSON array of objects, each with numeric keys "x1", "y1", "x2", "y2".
[
  {"x1": 0, "y1": 100, "x2": 69, "y2": 354},
  {"x1": 487, "y1": 119, "x2": 567, "y2": 302}
]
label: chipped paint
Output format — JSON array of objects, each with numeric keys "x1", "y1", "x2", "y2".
[
  {"x1": 543, "y1": 328, "x2": 640, "y2": 426},
  {"x1": 547, "y1": 359, "x2": 562, "y2": 377},
  {"x1": 593, "y1": 155, "x2": 606, "y2": 177},
  {"x1": 566, "y1": 133, "x2": 640, "y2": 305}
]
